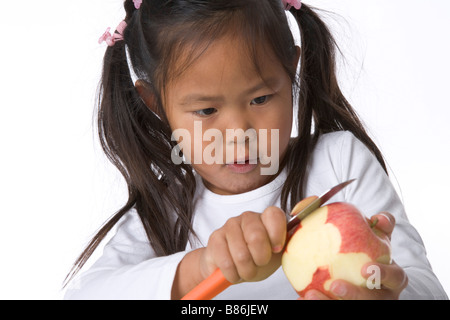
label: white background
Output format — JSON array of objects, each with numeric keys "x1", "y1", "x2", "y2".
[{"x1": 0, "y1": 0, "x2": 448, "y2": 299}]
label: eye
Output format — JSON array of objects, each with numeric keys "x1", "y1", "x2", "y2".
[
  {"x1": 251, "y1": 95, "x2": 271, "y2": 105},
  {"x1": 194, "y1": 108, "x2": 217, "y2": 117}
]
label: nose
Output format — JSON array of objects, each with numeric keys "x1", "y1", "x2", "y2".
[
  {"x1": 226, "y1": 128, "x2": 256, "y2": 145},
  {"x1": 222, "y1": 107, "x2": 259, "y2": 164},
  {"x1": 224, "y1": 108, "x2": 255, "y2": 145}
]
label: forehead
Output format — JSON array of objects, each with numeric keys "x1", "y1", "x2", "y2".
[{"x1": 165, "y1": 35, "x2": 285, "y2": 96}]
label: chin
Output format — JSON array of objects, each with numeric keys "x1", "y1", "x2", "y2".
[{"x1": 201, "y1": 166, "x2": 274, "y2": 195}]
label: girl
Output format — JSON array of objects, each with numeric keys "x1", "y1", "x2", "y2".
[{"x1": 65, "y1": 0, "x2": 447, "y2": 300}]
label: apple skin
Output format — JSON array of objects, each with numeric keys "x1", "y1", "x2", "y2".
[{"x1": 282, "y1": 202, "x2": 391, "y2": 298}]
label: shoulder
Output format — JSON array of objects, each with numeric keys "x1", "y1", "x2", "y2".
[
  {"x1": 106, "y1": 208, "x2": 150, "y2": 248},
  {"x1": 308, "y1": 131, "x2": 395, "y2": 213},
  {"x1": 309, "y1": 131, "x2": 375, "y2": 172},
  {"x1": 313, "y1": 131, "x2": 381, "y2": 166},
  {"x1": 304, "y1": 131, "x2": 387, "y2": 197},
  {"x1": 314, "y1": 130, "x2": 364, "y2": 154}
]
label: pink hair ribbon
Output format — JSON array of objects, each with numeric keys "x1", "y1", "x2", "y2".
[
  {"x1": 98, "y1": 20, "x2": 127, "y2": 47},
  {"x1": 283, "y1": 0, "x2": 302, "y2": 10}
]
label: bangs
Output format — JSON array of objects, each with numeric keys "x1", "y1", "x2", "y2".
[{"x1": 152, "y1": 0, "x2": 297, "y2": 95}]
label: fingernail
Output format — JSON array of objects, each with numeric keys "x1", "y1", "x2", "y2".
[
  {"x1": 331, "y1": 283, "x2": 347, "y2": 297},
  {"x1": 272, "y1": 245, "x2": 283, "y2": 253},
  {"x1": 305, "y1": 291, "x2": 320, "y2": 300},
  {"x1": 379, "y1": 213, "x2": 391, "y2": 224}
]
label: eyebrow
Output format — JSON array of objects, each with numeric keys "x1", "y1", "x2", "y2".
[
  {"x1": 179, "y1": 94, "x2": 225, "y2": 106},
  {"x1": 178, "y1": 76, "x2": 280, "y2": 106}
]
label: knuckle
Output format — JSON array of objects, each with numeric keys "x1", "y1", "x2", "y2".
[
  {"x1": 219, "y1": 257, "x2": 234, "y2": 271},
  {"x1": 246, "y1": 230, "x2": 266, "y2": 246},
  {"x1": 241, "y1": 211, "x2": 256, "y2": 220},
  {"x1": 222, "y1": 218, "x2": 239, "y2": 233},
  {"x1": 219, "y1": 260, "x2": 240, "y2": 284},
  {"x1": 235, "y1": 251, "x2": 252, "y2": 265},
  {"x1": 208, "y1": 229, "x2": 222, "y2": 243},
  {"x1": 265, "y1": 206, "x2": 284, "y2": 218}
]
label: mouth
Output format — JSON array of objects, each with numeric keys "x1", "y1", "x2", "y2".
[{"x1": 225, "y1": 158, "x2": 258, "y2": 174}]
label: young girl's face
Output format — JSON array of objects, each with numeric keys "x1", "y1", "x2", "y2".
[{"x1": 163, "y1": 36, "x2": 294, "y2": 195}]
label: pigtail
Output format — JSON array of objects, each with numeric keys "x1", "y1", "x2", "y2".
[
  {"x1": 64, "y1": 0, "x2": 197, "y2": 286},
  {"x1": 281, "y1": 4, "x2": 388, "y2": 212},
  {"x1": 63, "y1": 41, "x2": 136, "y2": 286}
]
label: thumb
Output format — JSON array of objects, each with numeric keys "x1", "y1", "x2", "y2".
[
  {"x1": 370, "y1": 212, "x2": 396, "y2": 240},
  {"x1": 261, "y1": 206, "x2": 287, "y2": 253}
]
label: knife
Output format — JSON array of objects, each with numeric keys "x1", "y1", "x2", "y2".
[
  {"x1": 286, "y1": 179, "x2": 356, "y2": 231},
  {"x1": 181, "y1": 179, "x2": 356, "y2": 300}
]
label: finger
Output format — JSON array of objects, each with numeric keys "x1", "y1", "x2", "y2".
[
  {"x1": 261, "y1": 206, "x2": 287, "y2": 253},
  {"x1": 370, "y1": 212, "x2": 396, "y2": 239},
  {"x1": 290, "y1": 196, "x2": 318, "y2": 216},
  {"x1": 330, "y1": 280, "x2": 396, "y2": 300},
  {"x1": 303, "y1": 289, "x2": 332, "y2": 300},
  {"x1": 362, "y1": 261, "x2": 408, "y2": 292},
  {"x1": 240, "y1": 212, "x2": 273, "y2": 268},
  {"x1": 224, "y1": 215, "x2": 258, "y2": 281},
  {"x1": 207, "y1": 229, "x2": 240, "y2": 284}
]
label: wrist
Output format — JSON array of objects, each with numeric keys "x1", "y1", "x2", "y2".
[{"x1": 171, "y1": 248, "x2": 206, "y2": 299}]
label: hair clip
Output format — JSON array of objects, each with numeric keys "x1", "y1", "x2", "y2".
[
  {"x1": 283, "y1": 0, "x2": 302, "y2": 11},
  {"x1": 98, "y1": 20, "x2": 127, "y2": 46},
  {"x1": 133, "y1": 0, "x2": 142, "y2": 9}
]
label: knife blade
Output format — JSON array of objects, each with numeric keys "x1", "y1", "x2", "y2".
[
  {"x1": 286, "y1": 179, "x2": 356, "y2": 231},
  {"x1": 181, "y1": 179, "x2": 356, "y2": 300}
]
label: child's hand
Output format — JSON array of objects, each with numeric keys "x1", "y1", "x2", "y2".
[
  {"x1": 300, "y1": 212, "x2": 409, "y2": 300},
  {"x1": 199, "y1": 206, "x2": 287, "y2": 284}
]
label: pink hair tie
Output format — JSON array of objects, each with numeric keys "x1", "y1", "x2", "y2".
[
  {"x1": 283, "y1": 0, "x2": 302, "y2": 10},
  {"x1": 133, "y1": 0, "x2": 142, "y2": 9},
  {"x1": 98, "y1": 20, "x2": 127, "y2": 46},
  {"x1": 98, "y1": 0, "x2": 140, "y2": 47}
]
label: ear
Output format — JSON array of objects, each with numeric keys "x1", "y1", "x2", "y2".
[{"x1": 135, "y1": 79, "x2": 159, "y2": 116}]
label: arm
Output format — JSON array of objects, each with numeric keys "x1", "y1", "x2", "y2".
[
  {"x1": 64, "y1": 210, "x2": 188, "y2": 300},
  {"x1": 171, "y1": 247, "x2": 205, "y2": 299},
  {"x1": 65, "y1": 206, "x2": 287, "y2": 300}
]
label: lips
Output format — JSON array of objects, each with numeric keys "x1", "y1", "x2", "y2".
[
  {"x1": 225, "y1": 158, "x2": 258, "y2": 174},
  {"x1": 225, "y1": 157, "x2": 258, "y2": 165}
]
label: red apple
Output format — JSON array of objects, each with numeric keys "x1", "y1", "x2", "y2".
[{"x1": 282, "y1": 202, "x2": 391, "y2": 298}]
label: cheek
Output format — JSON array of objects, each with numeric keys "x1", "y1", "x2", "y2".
[
  {"x1": 166, "y1": 111, "x2": 197, "y2": 161},
  {"x1": 268, "y1": 106, "x2": 293, "y2": 146},
  {"x1": 253, "y1": 108, "x2": 292, "y2": 170},
  {"x1": 280, "y1": 109, "x2": 293, "y2": 136}
]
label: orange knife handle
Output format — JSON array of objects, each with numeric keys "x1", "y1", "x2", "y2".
[{"x1": 181, "y1": 268, "x2": 232, "y2": 300}]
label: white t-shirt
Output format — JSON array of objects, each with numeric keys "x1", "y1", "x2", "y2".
[{"x1": 64, "y1": 131, "x2": 448, "y2": 300}]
